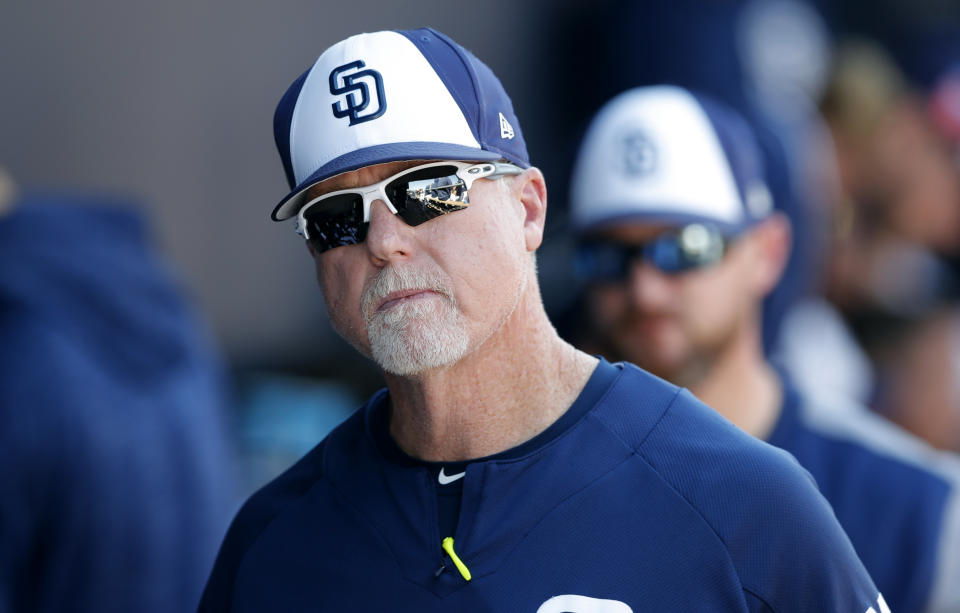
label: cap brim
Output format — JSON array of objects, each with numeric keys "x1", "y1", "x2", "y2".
[{"x1": 271, "y1": 142, "x2": 504, "y2": 221}]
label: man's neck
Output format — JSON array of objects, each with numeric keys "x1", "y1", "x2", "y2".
[
  {"x1": 383, "y1": 289, "x2": 598, "y2": 462},
  {"x1": 688, "y1": 326, "x2": 783, "y2": 440}
]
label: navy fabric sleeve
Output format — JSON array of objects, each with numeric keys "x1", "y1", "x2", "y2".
[
  {"x1": 623, "y1": 386, "x2": 882, "y2": 611},
  {"x1": 743, "y1": 589, "x2": 775, "y2": 612}
]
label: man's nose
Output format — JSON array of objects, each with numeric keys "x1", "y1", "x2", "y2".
[
  {"x1": 625, "y1": 260, "x2": 675, "y2": 309},
  {"x1": 364, "y1": 199, "x2": 415, "y2": 266}
]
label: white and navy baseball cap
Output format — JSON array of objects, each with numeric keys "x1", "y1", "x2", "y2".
[
  {"x1": 570, "y1": 85, "x2": 773, "y2": 235},
  {"x1": 271, "y1": 27, "x2": 529, "y2": 221}
]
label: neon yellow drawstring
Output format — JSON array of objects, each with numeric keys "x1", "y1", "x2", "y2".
[{"x1": 441, "y1": 537, "x2": 472, "y2": 581}]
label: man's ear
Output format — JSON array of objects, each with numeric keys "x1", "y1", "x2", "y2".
[
  {"x1": 750, "y1": 212, "x2": 792, "y2": 297},
  {"x1": 514, "y1": 167, "x2": 548, "y2": 252}
]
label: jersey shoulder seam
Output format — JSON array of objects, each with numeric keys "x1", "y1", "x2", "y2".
[
  {"x1": 598, "y1": 388, "x2": 773, "y2": 602},
  {"x1": 743, "y1": 586, "x2": 777, "y2": 612}
]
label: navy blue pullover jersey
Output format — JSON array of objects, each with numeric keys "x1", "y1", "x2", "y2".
[
  {"x1": 200, "y1": 360, "x2": 883, "y2": 612},
  {"x1": 768, "y1": 377, "x2": 960, "y2": 613}
]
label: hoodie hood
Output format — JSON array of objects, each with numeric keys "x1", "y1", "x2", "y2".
[{"x1": 0, "y1": 193, "x2": 211, "y2": 379}]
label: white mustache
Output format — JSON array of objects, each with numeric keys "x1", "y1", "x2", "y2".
[{"x1": 360, "y1": 267, "x2": 455, "y2": 322}]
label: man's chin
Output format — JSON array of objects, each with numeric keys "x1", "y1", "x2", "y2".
[
  {"x1": 377, "y1": 358, "x2": 446, "y2": 378},
  {"x1": 367, "y1": 317, "x2": 470, "y2": 377},
  {"x1": 372, "y1": 343, "x2": 463, "y2": 377}
]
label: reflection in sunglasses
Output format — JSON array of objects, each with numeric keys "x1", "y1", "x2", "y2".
[
  {"x1": 577, "y1": 223, "x2": 735, "y2": 282},
  {"x1": 297, "y1": 161, "x2": 522, "y2": 253}
]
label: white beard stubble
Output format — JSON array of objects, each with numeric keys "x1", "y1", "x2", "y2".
[{"x1": 360, "y1": 266, "x2": 470, "y2": 376}]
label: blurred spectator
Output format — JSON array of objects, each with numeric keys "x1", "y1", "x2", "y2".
[
  {"x1": 0, "y1": 170, "x2": 238, "y2": 612},
  {"x1": 785, "y1": 40, "x2": 960, "y2": 451},
  {"x1": 567, "y1": 86, "x2": 960, "y2": 613},
  {"x1": 822, "y1": 42, "x2": 960, "y2": 260}
]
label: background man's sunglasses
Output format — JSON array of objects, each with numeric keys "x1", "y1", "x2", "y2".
[
  {"x1": 295, "y1": 161, "x2": 523, "y2": 253},
  {"x1": 576, "y1": 223, "x2": 735, "y2": 282}
]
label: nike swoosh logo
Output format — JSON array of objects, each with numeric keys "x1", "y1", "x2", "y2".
[{"x1": 438, "y1": 467, "x2": 466, "y2": 485}]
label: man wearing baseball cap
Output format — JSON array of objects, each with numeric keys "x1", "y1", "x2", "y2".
[
  {"x1": 199, "y1": 30, "x2": 882, "y2": 611},
  {"x1": 570, "y1": 84, "x2": 960, "y2": 613}
]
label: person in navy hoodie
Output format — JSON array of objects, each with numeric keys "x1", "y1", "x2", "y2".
[
  {"x1": 200, "y1": 29, "x2": 885, "y2": 612},
  {"x1": 568, "y1": 85, "x2": 960, "y2": 613},
  {"x1": 0, "y1": 168, "x2": 237, "y2": 613}
]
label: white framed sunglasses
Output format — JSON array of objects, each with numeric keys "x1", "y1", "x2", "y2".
[
  {"x1": 577, "y1": 223, "x2": 738, "y2": 281},
  {"x1": 295, "y1": 160, "x2": 524, "y2": 253}
]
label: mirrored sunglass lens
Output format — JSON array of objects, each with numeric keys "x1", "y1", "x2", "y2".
[
  {"x1": 578, "y1": 230, "x2": 727, "y2": 281},
  {"x1": 650, "y1": 226, "x2": 726, "y2": 273},
  {"x1": 385, "y1": 165, "x2": 469, "y2": 226},
  {"x1": 576, "y1": 243, "x2": 634, "y2": 282},
  {"x1": 304, "y1": 193, "x2": 365, "y2": 252},
  {"x1": 647, "y1": 238, "x2": 685, "y2": 272}
]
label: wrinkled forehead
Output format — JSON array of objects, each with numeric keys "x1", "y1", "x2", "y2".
[{"x1": 305, "y1": 159, "x2": 434, "y2": 199}]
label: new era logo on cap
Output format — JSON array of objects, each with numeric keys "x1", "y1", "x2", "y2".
[
  {"x1": 570, "y1": 86, "x2": 772, "y2": 234},
  {"x1": 499, "y1": 112, "x2": 514, "y2": 139},
  {"x1": 271, "y1": 28, "x2": 530, "y2": 221}
]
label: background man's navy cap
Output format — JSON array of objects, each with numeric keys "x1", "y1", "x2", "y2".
[
  {"x1": 570, "y1": 85, "x2": 773, "y2": 235},
  {"x1": 271, "y1": 27, "x2": 530, "y2": 221}
]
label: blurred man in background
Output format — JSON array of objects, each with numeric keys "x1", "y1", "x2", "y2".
[
  {"x1": 569, "y1": 85, "x2": 960, "y2": 613},
  {"x1": 0, "y1": 167, "x2": 237, "y2": 612}
]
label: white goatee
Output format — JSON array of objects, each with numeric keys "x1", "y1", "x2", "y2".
[{"x1": 361, "y1": 266, "x2": 469, "y2": 376}]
